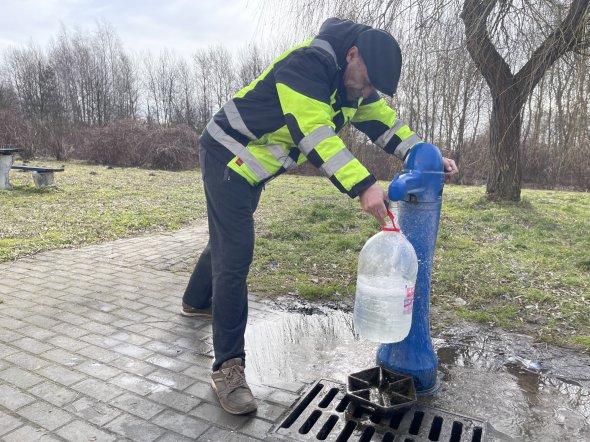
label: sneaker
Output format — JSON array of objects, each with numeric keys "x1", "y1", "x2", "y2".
[
  {"x1": 180, "y1": 301, "x2": 212, "y2": 318},
  {"x1": 211, "y1": 358, "x2": 257, "y2": 415}
]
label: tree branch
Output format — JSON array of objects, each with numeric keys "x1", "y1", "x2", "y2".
[
  {"x1": 461, "y1": 0, "x2": 514, "y2": 97},
  {"x1": 514, "y1": 0, "x2": 590, "y2": 106}
]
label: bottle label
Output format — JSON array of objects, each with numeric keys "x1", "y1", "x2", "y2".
[{"x1": 403, "y1": 287, "x2": 415, "y2": 315}]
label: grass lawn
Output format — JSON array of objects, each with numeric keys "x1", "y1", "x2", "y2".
[
  {"x1": 1, "y1": 159, "x2": 589, "y2": 350},
  {"x1": 0, "y1": 160, "x2": 206, "y2": 261}
]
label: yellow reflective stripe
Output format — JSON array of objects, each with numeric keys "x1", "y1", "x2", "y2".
[
  {"x1": 375, "y1": 120, "x2": 405, "y2": 149},
  {"x1": 320, "y1": 149, "x2": 355, "y2": 177},
  {"x1": 395, "y1": 133, "x2": 422, "y2": 160},
  {"x1": 257, "y1": 125, "x2": 295, "y2": 149},
  {"x1": 276, "y1": 81, "x2": 347, "y2": 164},
  {"x1": 333, "y1": 159, "x2": 371, "y2": 191},
  {"x1": 234, "y1": 39, "x2": 313, "y2": 99},
  {"x1": 249, "y1": 144, "x2": 282, "y2": 174},
  {"x1": 276, "y1": 82, "x2": 334, "y2": 135},
  {"x1": 206, "y1": 120, "x2": 271, "y2": 181},
  {"x1": 396, "y1": 125, "x2": 415, "y2": 141},
  {"x1": 299, "y1": 125, "x2": 337, "y2": 155},
  {"x1": 224, "y1": 99, "x2": 256, "y2": 140},
  {"x1": 352, "y1": 98, "x2": 396, "y2": 126}
]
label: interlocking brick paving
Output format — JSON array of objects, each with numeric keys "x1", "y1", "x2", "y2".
[{"x1": 0, "y1": 225, "x2": 305, "y2": 441}]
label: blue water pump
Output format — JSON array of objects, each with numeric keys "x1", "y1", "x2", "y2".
[{"x1": 377, "y1": 142, "x2": 445, "y2": 394}]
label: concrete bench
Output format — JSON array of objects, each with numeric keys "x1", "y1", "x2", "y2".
[
  {"x1": 0, "y1": 147, "x2": 21, "y2": 190},
  {"x1": 11, "y1": 165, "x2": 65, "y2": 189}
]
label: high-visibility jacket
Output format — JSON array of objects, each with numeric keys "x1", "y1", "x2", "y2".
[{"x1": 200, "y1": 18, "x2": 421, "y2": 198}]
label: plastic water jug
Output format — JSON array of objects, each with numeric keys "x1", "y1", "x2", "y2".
[{"x1": 353, "y1": 203, "x2": 418, "y2": 343}]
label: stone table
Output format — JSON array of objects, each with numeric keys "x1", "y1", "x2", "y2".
[{"x1": 0, "y1": 147, "x2": 21, "y2": 190}]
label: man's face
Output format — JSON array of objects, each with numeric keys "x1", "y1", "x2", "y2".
[{"x1": 343, "y1": 46, "x2": 375, "y2": 100}]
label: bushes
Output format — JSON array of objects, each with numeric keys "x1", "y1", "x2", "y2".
[
  {"x1": 0, "y1": 111, "x2": 36, "y2": 159},
  {"x1": 0, "y1": 112, "x2": 199, "y2": 171},
  {"x1": 72, "y1": 120, "x2": 199, "y2": 170}
]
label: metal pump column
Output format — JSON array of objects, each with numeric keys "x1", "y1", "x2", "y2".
[{"x1": 377, "y1": 142, "x2": 445, "y2": 394}]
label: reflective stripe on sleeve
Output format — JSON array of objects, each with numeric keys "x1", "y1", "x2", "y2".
[
  {"x1": 267, "y1": 144, "x2": 296, "y2": 170},
  {"x1": 205, "y1": 120, "x2": 271, "y2": 181},
  {"x1": 320, "y1": 149, "x2": 355, "y2": 177},
  {"x1": 224, "y1": 99, "x2": 257, "y2": 140},
  {"x1": 298, "y1": 125, "x2": 337, "y2": 155},
  {"x1": 375, "y1": 120, "x2": 405, "y2": 149},
  {"x1": 395, "y1": 134, "x2": 421, "y2": 160}
]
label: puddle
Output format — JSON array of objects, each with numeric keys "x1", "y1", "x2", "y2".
[{"x1": 245, "y1": 300, "x2": 590, "y2": 441}]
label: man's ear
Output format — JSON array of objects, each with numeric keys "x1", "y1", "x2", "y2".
[{"x1": 346, "y1": 46, "x2": 359, "y2": 63}]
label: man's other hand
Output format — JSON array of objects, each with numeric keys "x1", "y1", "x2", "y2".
[{"x1": 443, "y1": 157, "x2": 458, "y2": 175}]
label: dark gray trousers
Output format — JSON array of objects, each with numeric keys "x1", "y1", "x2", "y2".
[{"x1": 183, "y1": 147, "x2": 262, "y2": 371}]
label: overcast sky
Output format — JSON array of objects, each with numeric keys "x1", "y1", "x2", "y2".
[{"x1": 0, "y1": 0, "x2": 271, "y2": 58}]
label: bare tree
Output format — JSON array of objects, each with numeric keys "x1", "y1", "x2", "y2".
[
  {"x1": 461, "y1": 0, "x2": 590, "y2": 200},
  {"x1": 49, "y1": 26, "x2": 83, "y2": 124},
  {"x1": 0, "y1": 81, "x2": 18, "y2": 111},
  {"x1": 171, "y1": 59, "x2": 196, "y2": 128},
  {"x1": 192, "y1": 49, "x2": 213, "y2": 134},
  {"x1": 4, "y1": 44, "x2": 52, "y2": 120},
  {"x1": 113, "y1": 51, "x2": 140, "y2": 120},
  {"x1": 208, "y1": 45, "x2": 237, "y2": 109},
  {"x1": 236, "y1": 44, "x2": 268, "y2": 88},
  {"x1": 47, "y1": 23, "x2": 138, "y2": 126},
  {"x1": 143, "y1": 49, "x2": 180, "y2": 126},
  {"x1": 3, "y1": 43, "x2": 70, "y2": 157}
]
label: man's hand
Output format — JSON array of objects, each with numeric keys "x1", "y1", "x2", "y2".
[
  {"x1": 443, "y1": 157, "x2": 458, "y2": 176},
  {"x1": 359, "y1": 184, "x2": 388, "y2": 226}
]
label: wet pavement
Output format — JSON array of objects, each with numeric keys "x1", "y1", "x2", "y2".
[
  {"x1": 246, "y1": 301, "x2": 590, "y2": 441},
  {"x1": 1, "y1": 224, "x2": 589, "y2": 441}
]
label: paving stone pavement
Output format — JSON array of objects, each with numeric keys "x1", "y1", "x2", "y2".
[{"x1": 0, "y1": 225, "x2": 306, "y2": 441}]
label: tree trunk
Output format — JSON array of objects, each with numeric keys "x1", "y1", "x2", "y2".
[{"x1": 487, "y1": 93, "x2": 522, "y2": 200}]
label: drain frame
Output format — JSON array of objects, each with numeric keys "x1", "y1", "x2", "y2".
[{"x1": 274, "y1": 379, "x2": 487, "y2": 442}]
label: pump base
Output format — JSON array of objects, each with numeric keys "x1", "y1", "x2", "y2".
[{"x1": 415, "y1": 379, "x2": 441, "y2": 397}]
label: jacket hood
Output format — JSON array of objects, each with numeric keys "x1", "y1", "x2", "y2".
[
  {"x1": 316, "y1": 18, "x2": 371, "y2": 71},
  {"x1": 316, "y1": 17, "x2": 402, "y2": 97}
]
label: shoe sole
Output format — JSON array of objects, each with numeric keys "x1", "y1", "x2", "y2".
[
  {"x1": 180, "y1": 308, "x2": 211, "y2": 318},
  {"x1": 210, "y1": 380, "x2": 257, "y2": 415}
]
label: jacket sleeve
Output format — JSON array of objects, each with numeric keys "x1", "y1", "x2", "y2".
[
  {"x1": 274, "y1": 48, "x2": 376, "y2": 198},
  {"x1": 352, "y1": 92, "x2": 422, "y2": 161}
]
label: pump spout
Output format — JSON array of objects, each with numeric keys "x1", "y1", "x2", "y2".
[
  {"x1": 388, "y1": 143, "x2": 444, "y2": 203},
  {"x1": 388, "y1": 170, "x2": 424, "y2": 202}
]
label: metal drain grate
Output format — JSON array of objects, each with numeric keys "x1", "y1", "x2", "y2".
[{"x1": 274, "y1": 379, "x2": 487, "y2": 442}]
